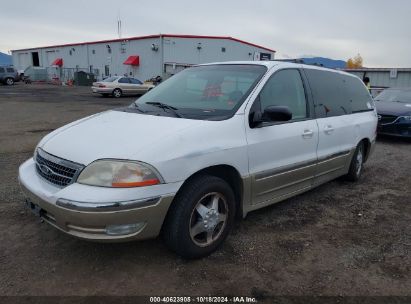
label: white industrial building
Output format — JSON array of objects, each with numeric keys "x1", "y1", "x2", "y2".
[
  {"x1": 345, "y1": 68, "x2": 411, "y2": 96},
  {"x1": 11, "y1": 34, "x2": 275, "y2": 82}
]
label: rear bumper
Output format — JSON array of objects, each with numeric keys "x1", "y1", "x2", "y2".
[
  {"x1": 18, "y1": 158, "x2": 181, "y2": 242},
  {"x1": 91, "y1": 87, "x2": 112, "y2": 94}
]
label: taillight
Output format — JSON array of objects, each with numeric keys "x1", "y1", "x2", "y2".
[{"x1": 98, "y1": 84, "x2": 106, "y2": 88}]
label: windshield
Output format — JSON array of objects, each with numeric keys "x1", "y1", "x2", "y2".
[
  {"x1": 134, "y1": 64, "x2": 267, "y2": 120},
  {"x1": 375, "y1": 89, "x2": 411, "y2": 103},
  {"x1": 102, "y1": 76, "x2": 118, "y2": 82}
]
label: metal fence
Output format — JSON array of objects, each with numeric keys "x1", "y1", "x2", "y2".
[{"x1": 24, "y1": 66, "x2": 98, "y2": 83}]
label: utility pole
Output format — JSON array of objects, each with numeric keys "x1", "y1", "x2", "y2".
[{"x1": 117, "y1": 13, "x2": 122, "y2": 39}]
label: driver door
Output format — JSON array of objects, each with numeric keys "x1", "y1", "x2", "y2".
[{"x1": 246, "y1": 69, "x2": 319, "y2": 207}]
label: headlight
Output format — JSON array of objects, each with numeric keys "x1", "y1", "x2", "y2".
[
  {"x1": 77, "y1": 160, "x2": 163, "y2": 188},
  {"x1": 400, "y1": 116, "x2": 411, "y2": 121}
]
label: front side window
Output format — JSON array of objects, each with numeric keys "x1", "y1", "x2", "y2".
[
  {"x1": 134, "y1": 64, "x2": 267, "y2": 120},
  {"x1": 258, "y1": 69, "x2": 308, "y2": 120},
  {"x1": 6, "y1": 68, "x2": 14, "y2": 73}
]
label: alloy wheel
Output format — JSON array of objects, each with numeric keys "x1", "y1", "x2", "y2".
[
  {"x1": 113, "y1": 89, "x2": 121, "y2": 98},
  {"x1": 189, "y1": 192, "x2": 228, "y2": 247},
  {"x1": 356, "y1": 146, "x2": 363, "y2": 176}
]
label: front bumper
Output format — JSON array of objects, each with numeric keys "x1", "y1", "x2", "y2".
[
  {"x1": 377, "y1": 121, "x2": 411, "y2": 138},
  {"x1": 18, "y1": 158, "x2": 181, "y2": 242}
]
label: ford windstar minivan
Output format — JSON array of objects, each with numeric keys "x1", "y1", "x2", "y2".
[{"x1": 19, "y1": 61, "x2": 377, "y2": 258}]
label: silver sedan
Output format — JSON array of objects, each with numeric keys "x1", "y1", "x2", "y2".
[{"x1": 92, "y1": 76, "x2": 155, "y2": 98}]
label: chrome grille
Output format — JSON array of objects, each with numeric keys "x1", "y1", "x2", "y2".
[
  {"x1": 35, "y1": 149, "x2": 84, "y2": 187},
  {"x1": 379, "y1": 115, "x2": 398, "y2": 125}
]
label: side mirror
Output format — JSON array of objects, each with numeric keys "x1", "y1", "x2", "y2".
[
  {"x1": 249, "y1": 104, "x2": 293, "y2": 128},
  {"x1": 263, "y1": 105, "x2": 292, "y2": 122}
]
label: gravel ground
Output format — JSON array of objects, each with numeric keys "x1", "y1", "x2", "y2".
[{"x1": 0, "y1": 83, "x2": 410, "y2": 300}]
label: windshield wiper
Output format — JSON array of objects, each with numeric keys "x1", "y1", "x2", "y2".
[
  {"x1": 145, "y1": 101, "x2": 183, "y2": 118},
  {"x1": 130, "y1": 103, "x2": 146, "y2": 113}
]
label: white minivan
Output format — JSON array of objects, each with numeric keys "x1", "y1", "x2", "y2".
[{"x1": 19, "y1": 61, "x2": 377, "y2": 258}]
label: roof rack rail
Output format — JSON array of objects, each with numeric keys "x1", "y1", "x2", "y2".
[
  {"x1": 272, "y1": 59, "x2": 325, "y2": 67},
  {"x1": 272, "y1": 59, "x2": 305, "y2": 63}
]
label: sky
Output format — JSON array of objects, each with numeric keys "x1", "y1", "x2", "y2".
[{"x1": 1, "y1": 0, "x2": 410, "y2": 67}]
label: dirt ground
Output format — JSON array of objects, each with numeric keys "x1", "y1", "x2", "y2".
[{"x1": 0, "y1": 83, "x2": 410, "y2": 299}]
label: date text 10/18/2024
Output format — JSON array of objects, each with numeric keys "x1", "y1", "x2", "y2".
[{"x1": 149, "y1": 296, "x2": 258, "y2": 303}]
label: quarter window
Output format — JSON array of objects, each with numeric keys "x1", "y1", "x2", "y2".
[
  {"x1": 344, "y1": 75, "x2": 373, "y2": 112},
  {"x1": 258, "y1": 69, "x2": 308, "y2": 120}
]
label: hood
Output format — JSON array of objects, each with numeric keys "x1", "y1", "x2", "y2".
[
  {"x1": 40, "y1": 110, "x2": 201, "y2": 165},
  {"x1": 375, "y1": 100, "x2": 411, "y2": 116}
]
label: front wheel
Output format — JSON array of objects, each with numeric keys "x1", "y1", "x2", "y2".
[
  {"x1": 163, "y1": 175, "x2": 236, "y2": 259},
  {"x1": 5, "y1": 78, "x2": 14, "y2": 85},
  {"x1": 112, "y1": 88, "x2": 122, "y2": 98},
  {"x1": 345, "y1": 142, "x2": 364, "y2": 181}
]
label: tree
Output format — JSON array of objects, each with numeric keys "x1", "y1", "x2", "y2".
[{"x1": 346, "y1": 54, "x2": 363, "y2": 69}]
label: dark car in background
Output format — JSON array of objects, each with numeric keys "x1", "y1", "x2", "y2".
[
  {"x1": 375, "y1": 88, "x2": 411, "y2": 138},
  {"x1": 0, "y1": 66, "x2": 19, "y2": 85}
]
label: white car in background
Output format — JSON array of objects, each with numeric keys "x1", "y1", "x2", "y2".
[
  {"x1": 19, "y1": 61, "x2": 377, "y2": 259},
  {"x1": 92, "y1": 76, "x2": 155, "y2": 98}
]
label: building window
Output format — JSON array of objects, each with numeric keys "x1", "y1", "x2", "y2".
[
  {"x1": 221, "y1": 47, "x2": 226, "y2": 53},
  {"x1": 92, "y1": 50, "x2": 96, "y2": 54},
  {"x1": 69, "y1": 50, "x2": 72, "y2": 56}
]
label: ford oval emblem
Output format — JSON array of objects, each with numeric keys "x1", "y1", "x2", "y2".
[{"x1": 39, "y1": 164, "x2": 53, "y2": 176}]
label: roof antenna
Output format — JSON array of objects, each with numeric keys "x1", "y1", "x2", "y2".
[{"x1": 117, "y1": 11, "x2": 122, "y2": 39}]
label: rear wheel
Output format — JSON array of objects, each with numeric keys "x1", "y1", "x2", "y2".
[
  {"x1": 5, "y1": 78, "x2": 14, "y2": 85},
  {"x1": 345, "y1": 142, "x2": 364, "y2": 181},
  {"x1": 112, "y1": 88, "x2": 122, "y2": 98},
  {"x1": 163, "y1": 175, "x2": 236, "y2": 259}
]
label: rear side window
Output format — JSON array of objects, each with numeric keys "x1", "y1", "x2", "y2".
[
  {"x1": 6, "y1": 68, "x2": 14, "y2": 73},
  {"x1": 259, "y1": 69, "x2": 308, "y2": 120},
  {"x1": 0, "y1": 68, "x2": 5, "y2": 73},
  {"x1": 344, "y1": 75, "x2": 373, "y2": 112},
  {"x1": 305, "y1": 69, "x2": 351, "y2": 117},
  {"x1": 118, "y1": 78, "x2": 130, "y2": 83},
  {"x1": 129, "y1": 78, "x2": 142, "y2": 85}
]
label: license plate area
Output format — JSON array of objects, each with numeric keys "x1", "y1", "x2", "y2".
[{"x1": 25, "y1": 199, "x2": 44, "y2": 217}]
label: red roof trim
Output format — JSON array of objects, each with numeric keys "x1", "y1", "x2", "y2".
[{"x1": 11, "y1": 34, "x2": 275, "y2": 53}]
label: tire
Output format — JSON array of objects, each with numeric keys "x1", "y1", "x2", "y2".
[
  {"x1": 5, "y1": 78, "x2": 14, "y2": 85},
  {"x1": 163, "y1": 175, "x2": 236, "y2": 259},
  {"x1": 112, "y1": 88, "x2": 122, "y2": 98},
  {"x1": 345, "y1": 142, "x2": 365, "y2": 182}
]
